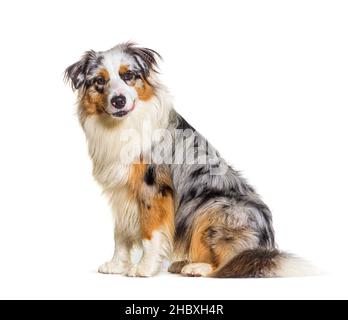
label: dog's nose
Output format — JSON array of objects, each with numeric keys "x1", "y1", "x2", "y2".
[{"x1": 111, "y1": 95, "x2": 126, "y2": 109}]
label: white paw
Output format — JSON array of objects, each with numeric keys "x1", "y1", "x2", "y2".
[
  {"x1": 126, "y1": 264, "x2": 160, "y2": 277},
  {"x1": 98, "y1": 261, "x2": 128, "y2": 274},
  {"x1": 181, "y1": 263, "x2": 213, "y2": 277}
]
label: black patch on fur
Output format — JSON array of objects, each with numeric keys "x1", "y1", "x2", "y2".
[
  {"x1": 176, "y1": 115, "x2": 196, "y2": 132},
  {"x1": 204, "y1": 226, "x2": 236, "y2": 243},
  {"x1": 221, "y1": 203, "x2": 231, "y2": 210},
  {"x1": 178, "y1": 187, "x2": 198, "y2": 208},
  {"x1": 190, "y1": 167, "x2": 209, "y2": 179},
  {"x1": 244, "y1": 200, "x2": 275, "y2": 247},
  {"x1": 159, "y1": 184, "x2": 173, "y2": 197},
  {"x1": 144, "y1": 166, "x2": 156, "y2": 185},
  {"x1": 187, "y1": 188, "x2": 198, "y2": 201},
  {"x1": 263, "y1": 222, "x2": 275, "y2": 247},
  {"x1": 258, "y1": 228, "x2": 270, "y2": 247},
  {"x1": 193, "y1": 188, "x2": 232, "y2": 211},
  {"x1": 174, "y1": 220, "x2": 190, "y2": 250},
  {"x1": 95, "y1": 86, "x2": 104, "y2": 94}
]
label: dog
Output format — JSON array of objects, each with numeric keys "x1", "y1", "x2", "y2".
[{"x1": 65, "y1": 42, "x2": 314, "y2": 277}]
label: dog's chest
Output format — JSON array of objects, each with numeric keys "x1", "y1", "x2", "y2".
[{"x1": 82, "y1": 115, "x2": 147, "y2": 236}]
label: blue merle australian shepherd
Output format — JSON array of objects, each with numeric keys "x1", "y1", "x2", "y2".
[{"x1": 65, "y1": 42, "x2": 315, "y2": 278}]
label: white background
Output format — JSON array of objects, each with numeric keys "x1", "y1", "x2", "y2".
[{"x1": 0, "y1": 0, "x2": 347, "y2": 300}]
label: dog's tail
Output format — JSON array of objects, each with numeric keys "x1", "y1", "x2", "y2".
[{"x1": 211, "y1": 248, "x2": 318, "y2": 278}]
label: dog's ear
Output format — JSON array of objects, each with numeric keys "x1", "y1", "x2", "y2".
[
  {"x1": 64, "y1": 50, "x2": 99, "y2": 91},
  {"x1": 124, "y1": 43, "x2": 162, "y2": 79}
]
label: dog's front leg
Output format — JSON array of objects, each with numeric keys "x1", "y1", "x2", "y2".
[
  {"x1": 128, "y1": 173, "x2": 174, "y2": 276},
  {"x1": 98, "y1": 233, "x2": 132, "y2": 275},
  {"x1": 126, "y1": 164, "x2": 174, "y2": 277},
  {"x1": 127, "y1": 231, "x2": 169, "y2": 277}
]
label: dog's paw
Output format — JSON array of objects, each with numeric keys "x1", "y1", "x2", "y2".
[
  {"x1": 126, "y1": 264, "x2": 160, "y2": 277},
  {"x1": 98, "y1": 261, "x2": 127, "y2": 275},
  {"x1": 181, "y1": 263, "x2": 213, "y2": 277}
]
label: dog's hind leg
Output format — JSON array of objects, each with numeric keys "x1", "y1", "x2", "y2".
[
  {"x1": 178, "y1": 214, "x2": 216, "y2": 277},
  {"x1": 180, "y1": 213, "x2": 259, "y2": 277}
]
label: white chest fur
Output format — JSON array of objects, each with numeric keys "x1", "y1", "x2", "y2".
[
  {"x1": 82, "y1": 113, "x2": 145, "y2": 239},
  {"x1": 81, "y1": 96, "x2": 171, "y2": 238}
]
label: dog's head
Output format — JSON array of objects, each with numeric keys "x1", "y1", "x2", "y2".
[{"x1": 65, "y1": 42, "x2": 161, "y2": 119}]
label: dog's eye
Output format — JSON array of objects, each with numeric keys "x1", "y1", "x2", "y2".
[
  {"x1": 122, "y1": 71, "x2": 135, "y2": 82},
  {"x1": 96, "y1": 76, "x2": 106, "y2": 85}
]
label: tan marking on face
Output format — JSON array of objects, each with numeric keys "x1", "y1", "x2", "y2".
[
  {"x1": 128, "y1": 164, "x2": 174, "y2": 241},
  {"x1": 98, "y1": 68, "x2": 110, "y2": 81},
  {"x1": 119, "y1": 64, "x2": 154, "y2": 101},
  {"x1": 80, "y1": 88, "x2": 106, "y2": 115},
  {"x1": 119, "y1": 64, "x2": 129, "y2": 75},
  {"x1": 134, "y1": 79, "x2": 155, "y2": 101},
  {"x1": 79, "y1": 69, "x2": 109, "y2": 116}
]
